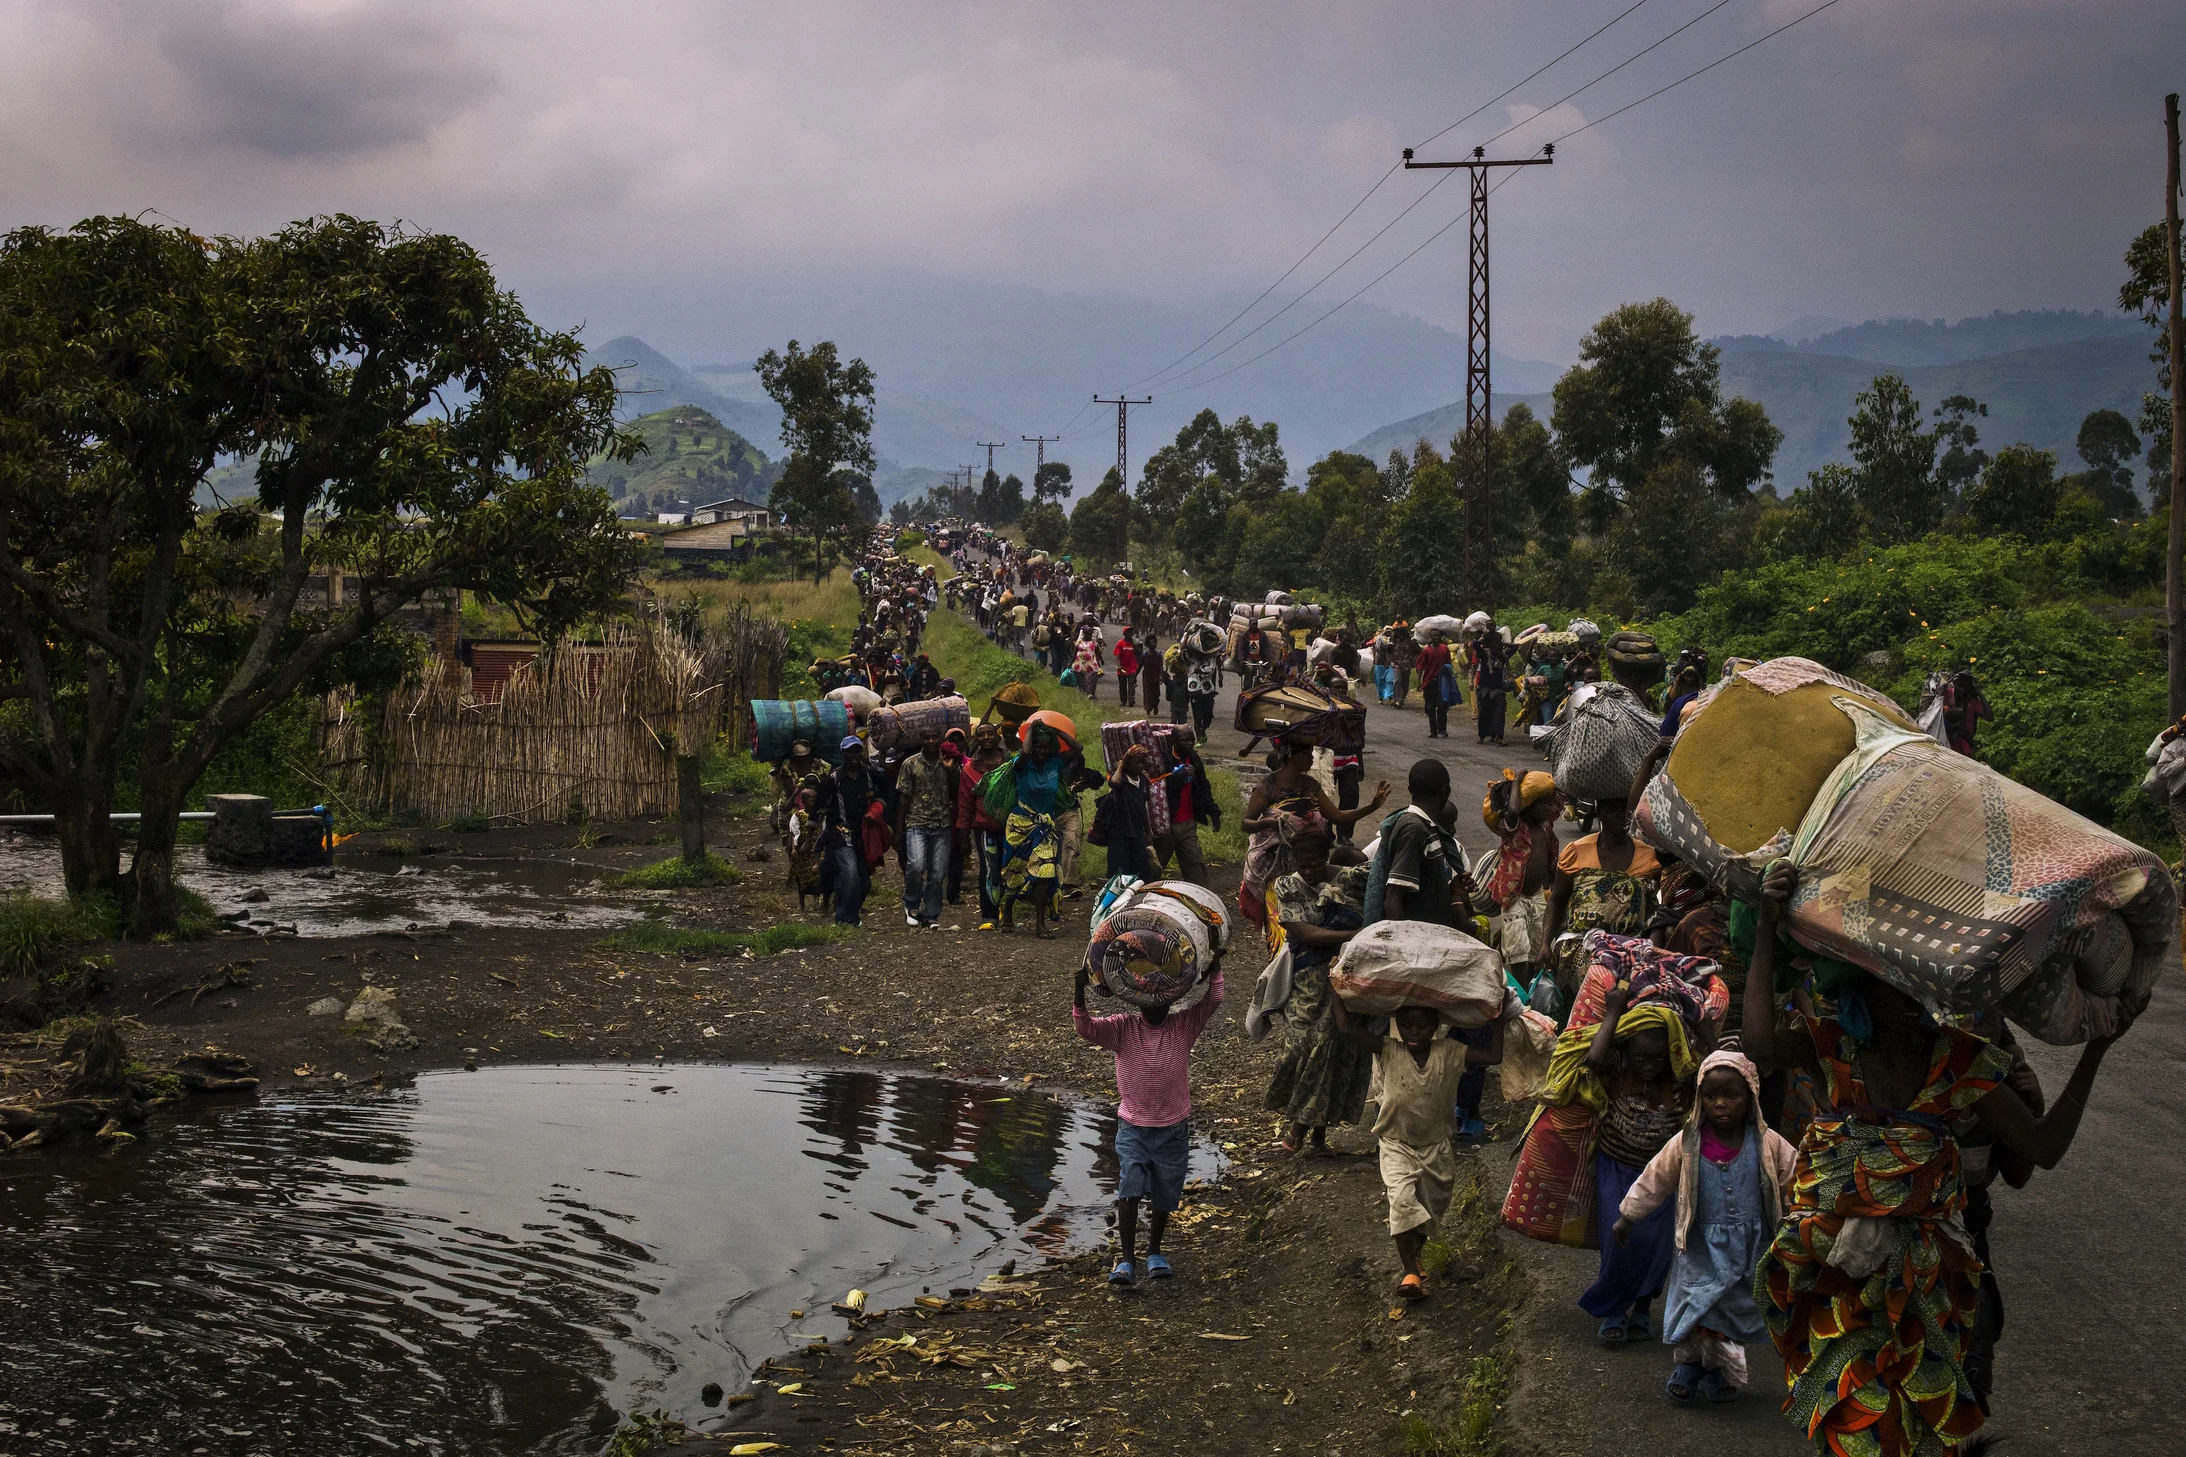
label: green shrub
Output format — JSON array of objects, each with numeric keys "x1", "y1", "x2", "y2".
[
  {"x1": 616, "y1": 853, "x2": 744, "y2": 889},
  {"x1": 701, "y1": 742, "x2": 772, "y2": 797}
]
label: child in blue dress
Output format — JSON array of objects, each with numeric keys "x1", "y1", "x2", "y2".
[{"x1": 1612, "y1": 1047, "x2": 1796, "y2": 1402}]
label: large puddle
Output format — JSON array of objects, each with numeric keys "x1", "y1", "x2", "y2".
[
  {"x1": 0, "y1": 832, "x2": 647, "y2": 937},
  {"x1": 0, "y1": 1062, "x2": 1217, "y2": 1455}
]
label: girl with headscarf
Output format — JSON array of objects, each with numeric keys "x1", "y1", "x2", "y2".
[{"x1": 1612, "y1": 1048, "x2": 1798, "y2": 1403}]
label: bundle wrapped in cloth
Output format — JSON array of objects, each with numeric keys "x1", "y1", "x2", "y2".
[
  {"x1": 1330, "y1": 921, "x2": 1508, "y2": 1027},
  {"x1": 1414, "y1": 613, "x2": 1466, "y2": 637},
  {"x1": 1099, "y1": 719, "x2": 1178, "y2": 838},
  {"x1": 1604, "y1": 630, "x2": 1665, "y2": 693},
  {"x1": 1234, "y1": 680, "x2": 1367, "y2": 754},
  {"x1": 862, "y1": 695, "x2": 970, "y2": 754},
  {"x1": 824, "y1": 684, "x2": 885, "y2": 718},
  {"x1": 1085, "y1": 878, "x2": 1232, "y2": 1010},
  {"x1": 1544, "y1": 681, "x2": 1660, "y2": 802},
  {"x1": 1179, "y1": 618, "x2": 1227, "y2": 657},
  {"x1": 1636, "y1": 656, "x2": 2176, "y2": 1043}
]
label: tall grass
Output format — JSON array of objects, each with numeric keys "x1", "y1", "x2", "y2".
[
  {"x1": 0, "y1": 894, "x2": 116, "y2": 978},
  {"x1": 600, "y1": 919, "x2": 857, "y2": 957}
]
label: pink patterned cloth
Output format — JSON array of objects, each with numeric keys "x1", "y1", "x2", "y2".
[{"x1": 1073, "y1": 971, "x2": 1225, "y2": 1126}]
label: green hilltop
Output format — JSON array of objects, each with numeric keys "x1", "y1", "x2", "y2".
[{"x1": 590, "y1": 407, "x2": 781, "y2": 516}]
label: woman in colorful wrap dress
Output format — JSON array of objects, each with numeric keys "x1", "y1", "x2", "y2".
[
  {"x1": 996, "y1": 723, "x2": 1066, "y2": 938},
  {"x1": 1262, "y1": 821, "x2": 1371, "y2": 1155},
  {"x1": 1540, "y1": 797, "x2": 1661, "y2": 1020},
  {"x1": 1742, "y1": 863, "x2": 2145, "y2": 1457}
]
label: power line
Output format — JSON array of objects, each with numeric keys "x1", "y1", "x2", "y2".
[
  {"x1": 1118, "y1": 2, "x2": 1660, "y2": 396},
  {"x1": 1138, "y1": 168, "x2": 1463, "y2": 391},
  {"x1": 1157, "y1": 1, "x2": 1846, "y2": 399},
  {"x1": 1124, "y1": 161, "x2": 1404, "y2": 391},
  {"x1": 1473, "y1": 0, "x2": 1736, "y2": 152},
  {"x1": 1544, "y1": 0, "x2": 1848, "y2": 147},
  {"x1": 1412, "y1": 0, "x2": 1653, "y2": 151}
]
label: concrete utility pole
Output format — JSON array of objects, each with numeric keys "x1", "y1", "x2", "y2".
[
  {"x1": 2166, "y1": 93, "x2": 2184, "y2": 721},
  {"x1": 1402, "y1": 143, "x2": 1553, "y2": 611},
  {"x1": 976, "y1": 441, "x2": 1006, "y2": 478}
]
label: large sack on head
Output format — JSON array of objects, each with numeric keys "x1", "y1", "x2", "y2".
[
  {"x1": 1235, "y1": 681, "x2": 1366, "y2": 753},
  {"x1": 1635, "y1": 657, "x2": 1913, "y2": 874},
  {"x1": 1414, "y1": 614, "x2": 1465, "y2": 638},
  {"x1": 825, "y1": 684, "x2": 885, "y2": 718},
  {"x1": 1086, "y1": 879, "x2": 1232, "y2": 1010},
  {"x1": 1331, "y1": 921, "x2": 1507, "y2": 1027},
  {"x1": 751, "y1": 699, "x2": 854, "y2": 764},
  {"x1": 864, "y1": 695, "x2": 971, "y2": 755},
  {"x1": 1181, "y1": 618, "x2": 1227, "y2": 657},
  {"x1": 1776, "y1": 698, "x2": 2173, "y2": 1043},
  {"x1": 1545, "y1": 682, "x2": 1659, "y2": 803}
]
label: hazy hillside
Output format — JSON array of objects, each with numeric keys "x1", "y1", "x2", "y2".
[
  {"x1": 1347, "y1": 325, "x2": 2159, "y2": 492},
  {"x1": 1785, "y1": 309, "x2": 2144, "y2": 368},
  {"x1": 588, "y1": 406, "x2": 779, "y2": 515},
  {"x1": 545, "y1": 272, "x2": 1566, "y2": 478}
]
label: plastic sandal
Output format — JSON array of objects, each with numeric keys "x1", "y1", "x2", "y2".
[
  {"x1": 1144, "y1": 1254, "x2": 1172, "y2": 1279},
  {"x1": 1625, "y1": 1311, "x2": 1652, "y2": 1341},
  {"x1": 1665, "y1": 1362, "x2": 1702, "y2": 1403},
  {"x1": 1398, "y1": 1273, "x2": 1429, "y2": 1300},
  {"x1": 1700, "y1": 1369, "x2": 1739, "y2": 1403},
  {"x1": 1595, "y1": 1317, "x2": 1628, "y2": 1347},
  {"x1": 1107, "y1": 1260, "x2": 1135, "y2": 1286}
]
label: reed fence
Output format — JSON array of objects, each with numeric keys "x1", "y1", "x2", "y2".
[{"x1": 320, "y1": 606, "x2": 792, "y2": 825}]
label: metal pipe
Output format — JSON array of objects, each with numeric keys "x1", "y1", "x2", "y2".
[{"x1": 0, "y1": 811, "x2": 321, "y2": 825}]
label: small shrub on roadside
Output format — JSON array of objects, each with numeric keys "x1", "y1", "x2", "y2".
[{"x1": 617, "y1": 854, "x2": 744, "y2": 889}]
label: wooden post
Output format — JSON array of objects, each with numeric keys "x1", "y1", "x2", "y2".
[
  {"x1": 674, "y1": 733, "x2": 705, "y2": 865},
  {"x1": 2167, "y1": 92, "x2": 2184, "y2": 721}
]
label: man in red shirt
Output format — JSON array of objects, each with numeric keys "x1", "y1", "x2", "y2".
[
  {"x1": 1115, "y1": 630, "x2": 1141, "y2": 707},
  {"x1": 1416, "y1": 633, "x2": 1455, "y2": 739}
]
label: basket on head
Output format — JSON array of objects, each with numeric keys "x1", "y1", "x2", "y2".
[{"x1": 988, "y1": 680, "x2": 1043, "y2": 726}]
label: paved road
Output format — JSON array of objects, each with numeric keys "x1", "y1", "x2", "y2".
[{"x1": 974, "y1": 579, "x2": 2184, "y2": 1454}]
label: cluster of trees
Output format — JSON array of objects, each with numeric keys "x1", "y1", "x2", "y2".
[{"x1": 0, "y1": 215, "x2": 641, "y2": 932}]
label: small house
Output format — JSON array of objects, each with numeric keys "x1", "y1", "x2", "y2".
[{"x1": 691, "y1": 497, "x2": 774, "y2": 532}]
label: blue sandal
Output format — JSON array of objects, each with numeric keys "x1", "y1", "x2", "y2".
[
  {"x1": 1700, "y1": 1369, "x2": 1739, "y2": 1403},
  {"x1": 1665, "y1": 1362, "x2": 1702, "y2": 1403},
  {"x1": 1625, "y1": 1310, "x2": 1652, "y2": 1341},
  {"x1": 1595, "y1": 1317, "x2": 1628, "y2": 1347},
  {"x1": 1107, "y1": 1260, "x2": 1136, "y2": 1286},
  {"x1": 1144, "y1": 1254, "x2": 1173, "y2": 1279}
]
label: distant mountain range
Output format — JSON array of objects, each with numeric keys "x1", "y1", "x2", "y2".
[{"x1": 1344, "y1": 311, "x2": 2162, "y2": 492}]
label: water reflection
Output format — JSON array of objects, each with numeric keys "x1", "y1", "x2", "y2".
[
  {"x1": 0, "y1": 833, "x2": 645, "y2": 937},
  {"x1": 0, "y1": 1062, "x2": 1217, "y2": 1456}
]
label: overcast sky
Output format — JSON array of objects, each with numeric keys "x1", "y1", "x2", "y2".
[{"x1": 4, "y1": 0, "x2": 2181, "y2": 386}]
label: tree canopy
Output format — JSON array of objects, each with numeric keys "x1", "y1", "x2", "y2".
[
  {"x1": 756, "y1": 339, "x2": 876, "y2": 581},
  {"x1": 0, "y1": 214, "x2": 639, "y2": 930}
]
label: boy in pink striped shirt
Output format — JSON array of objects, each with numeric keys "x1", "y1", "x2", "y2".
[{"x1": 1072, "y1": 965, "x2": 1225, "y2": 1285}]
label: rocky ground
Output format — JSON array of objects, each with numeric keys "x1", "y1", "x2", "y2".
[{"x1": 14, "y1": 781, "x2": 1525, "y2": 1457}]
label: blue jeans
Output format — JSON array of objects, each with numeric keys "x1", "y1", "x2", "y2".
[
  {"x1": 902, "y1": 825, "x2": 949, "y2": 923},
  {"x1": 826, "y1": 843, "x2": 867, "y2": 925}
]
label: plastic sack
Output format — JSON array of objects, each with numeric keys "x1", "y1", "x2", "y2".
[
  {"x1": 1330, "y1": 921, "x2": 1507, "y2": 1027},
  {"x1": 1414, "y1": 614, "x2": 1465, "y2": 637},
  {"x1": 1497, "y1": 1002, "x2": 1560, "y2": 1104}
]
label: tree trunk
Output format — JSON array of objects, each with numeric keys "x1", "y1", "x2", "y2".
[
  {"x1": 127, "y1": 774, "x2": 189, "y2": 937},
  {"x1": 52, "y1": 792, "x2": 121, "y2": 905},
  {"x1": 678, "y1": 752, "x2": 706, "y2": 865}
]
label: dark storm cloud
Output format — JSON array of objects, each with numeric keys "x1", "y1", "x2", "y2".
[{"x1": 142, "y1": 3, "x2": 491, "y2": 158}]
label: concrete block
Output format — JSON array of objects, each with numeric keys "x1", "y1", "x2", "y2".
[{"x1": 205, "y1": 795, "x2": 274, "y2": 866}]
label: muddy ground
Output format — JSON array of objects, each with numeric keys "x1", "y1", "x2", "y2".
[{"x1": 17, "y1": 786, "x2": 1524, "y2": 1456}]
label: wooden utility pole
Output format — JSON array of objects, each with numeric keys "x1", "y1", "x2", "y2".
[
  {"x1": 1092, "y1": 396, "x2": 1151, "y2": 564},
  {"x1": 2166, "y1": 92, "x2": 2184, "y2": 721},
  {"x1": 1402, "y1": 144, "x2": 1553, "y2": 611}
]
